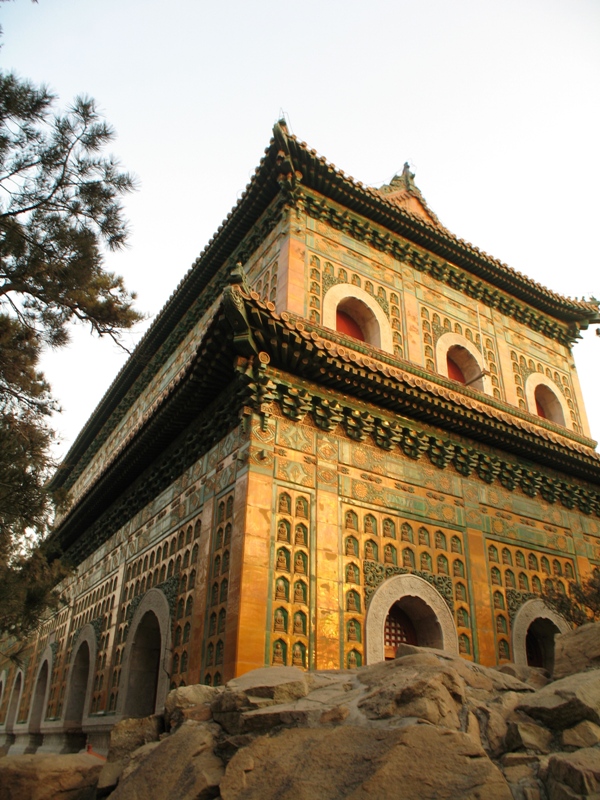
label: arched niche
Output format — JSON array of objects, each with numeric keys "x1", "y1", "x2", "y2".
[
  {"x1": 322, "y1": 284, "x2": 393, "y2": 354},
  {"x1": 511, "y1": 598, "x2": 570, "y2": 672},
  {"x1": 118, "y1": 588, "x2": 171, "y2": 719},
  {"x1": 365, "y1": 573, "x2": 458, "y2": 663},
  {"x1": 435, "y1": 332, "x2": 491, "y2": 394},
  {"x1": 28, "y1": 646, "x2": 53, "y2": 735},
  {"x1": 63, "y1": 625, "x2": 96, "y2": 731},
  {"x1": 5, "y1": 670, "x2": 24, "y2": 734},
  {"x1": 525, "y1": 373, "x2": 570, "y2": 429}
]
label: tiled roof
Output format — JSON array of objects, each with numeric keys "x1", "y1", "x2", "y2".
[{"x1": 50, "y1": 122, "x2": 599, "y2": 492}]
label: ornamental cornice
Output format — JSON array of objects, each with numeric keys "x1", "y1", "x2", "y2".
[{"x1": 240, "y1": 359, "x2": 600, "y2": 517}]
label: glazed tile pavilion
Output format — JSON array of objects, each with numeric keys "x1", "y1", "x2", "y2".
[{"x1": 2, "y1": 121, "x2": 599, "y2": 754}]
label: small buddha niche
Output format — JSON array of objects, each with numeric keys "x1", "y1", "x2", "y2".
[
  {"x1": 345, "y1": 537, "x2": 357, "y2": 557},
  {"x1": 292, "y1": 644, "x2": 305, "y2": 667},
  {"x1": 294, "y1": 612, "x2": 304, "y2": 635},
  {"x1": 275, "y1": 578, "x2": 288, "y2": 600},
  {"x1": 295, "y1": 497, "x2": 308, "y2": 518},
  {"x1": 277, "y1": 520, "x2": 290, "y2": 542},
  {"x1": 364, "y1": 515, "x2": 376, "y2": 535},
  {"x1": 278, "y1": 493, "x2": 291, "y2": 515},
  {"x1": 348, "y1": 620, "x2": 358, "y2": 641},
  {"x1": 294, "y1": 581, "x2": 306, "y2": 604},
  {"x1": 276, "y1": 549, "x2": 289, "y2": 572},
  {"x1": 345, "y1": 510, "x2": 358, "y2": 530},
  {"x1": 273, "y1": 641, "x2": 285, "y2": 666},
  {"x1": 384, "y1": 544, "x2": 395, "y2": 564},
  {"x1": 294, "y1": 524, "x2": 307, "y2": 546},
  {"x1": 347, "y1": 591, "x2": 359, "y2": 612},
  {"x1": 383, "y1": 518, "x2": 395, "y2": 538},
  {"x1": 294, "y1": 552, "x2": 306, "y2": 574},
  {"x1": 274, "y1": 609, "x2": 286, "y2": 632},
  {"x1": 364, "y1": 541, "x2": 376, "y2": 561}
]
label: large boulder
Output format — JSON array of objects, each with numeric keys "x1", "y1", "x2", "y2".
[
  {"x1": 106, "y1": 720, "x2": 224, "y2": 800},
  {"x1": 0, "y1": 752, "x2": 103, "y2": 800},
  {"x1": 542, "y1": 748, "x2": 600, "y2": 798},
  {"x1": 357, "y1": 654, "x2": 467, "y2": 728},
  {"x1": 107, "y1": 714, "x2": 164, "y2": 762},
  {"x1": 517, "y1": 670, "x2": 600, "y2": 730},
  {"x1": 553, "y1": 621, "x2": 600, "y2": 680},
  {"x1": 226, "y1": 666, "x2": 310, "y2": 703},
  {"x1": 219, "y1": 724, "x2": 513, "y2": 800},
  {"x1": 164, "y1": 683, "x2": 219, "y2": 730}
]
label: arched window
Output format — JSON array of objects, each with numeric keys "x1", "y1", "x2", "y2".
[
  {"x1": 336, "y1": 307, "x2": 366, "y2": 341},
  {"x1": 436, "y1": 333, "x2": 490, "y2": 393},
  {"x1": 322, "y1": 284, "x2": 393, "y2": 353},
  {"x1": 534, "y1": 384, "x2": 566, "y2": 426},
  {"x1": 446, "y1": 345, "x2": 484, "y2": 390}
]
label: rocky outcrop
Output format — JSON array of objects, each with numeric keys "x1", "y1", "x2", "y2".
[
  {"x1": 106, "y1": 721, "x2": 224, "y2": 800},
  {"x1": 516, "y1": 671, "x2": 600, "y2": 730},
  {"x1": 219, "y1": 725, "x2": 513, "y2": 800},
  {"x1": 1, "y1": 622, "x2": 599, "y2": 800},
  {"x1": 106, "y1": 714, "x2": 164, "y2": 761},
  {"x1": 554, "y1": 621, "x2": 600, "y2": 680},
  {"x1": 0, "y1": 752, "x2": 104, "y2": 800}
]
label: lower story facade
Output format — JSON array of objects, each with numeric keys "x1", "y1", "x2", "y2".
[{"x1": 1, "y1": 383, "x2": 598, "y2": 754}]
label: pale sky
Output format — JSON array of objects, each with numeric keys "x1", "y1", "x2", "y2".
[{"x1": 2, "y1": 0, "x2": 599, "y2": 458}]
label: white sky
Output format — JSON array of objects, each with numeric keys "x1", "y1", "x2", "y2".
[{"x1": 2, "y1": 0, "x2": 599, "y2": 458}]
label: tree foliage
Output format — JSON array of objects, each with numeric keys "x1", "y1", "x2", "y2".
[
  {"x1": 541, "y1": 569, "x2": 600, "y2": 627},
  {"x1": 0, "y1": 71, "x2": 141, "y2": 645}
]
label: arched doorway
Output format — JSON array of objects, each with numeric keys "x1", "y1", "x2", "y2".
[
  {"x1": 511, "y1": 598, "x2": 569, "y2": 671},
  {"x1": 384, "y1": 602, "x2": 418, "y2": 659},
  {"x1": 366, "y1": 574, "x2": 458, "y2": 663},
  {"x1": 123, "y1": 611, "x2": 162, "y2": 718},
  {"x1": 29, "y1": 660, "x2": 49, "y2": 735},
  {"x1": 525, "y1": 618, "x2": 561, "y2": 672},
  {"x1": 64, "y1": 640, "x2": 90, "y2": 731}
]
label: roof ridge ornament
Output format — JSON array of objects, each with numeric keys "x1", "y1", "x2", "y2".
[{"x1": 375, "y1": 162, "x2": 443, "y2": 228}]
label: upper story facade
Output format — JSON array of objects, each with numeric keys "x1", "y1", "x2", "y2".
[{"x1": 49, "y1": 121, "x2": 600, "y2": 552}]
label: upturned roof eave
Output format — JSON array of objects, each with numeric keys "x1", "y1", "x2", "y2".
[{"x1": 48, "y1": 139, "x2": 285, "y2": 491}]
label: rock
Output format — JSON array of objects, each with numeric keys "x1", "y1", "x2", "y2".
[
  {"x1": 517, "y1": 671, "x2": 600, "y2": 730},
  {"x1": 164, "y1": 684, "x2": 220, "y2": 729},
  {"x1": 107, "y1": 720, "x2": 224, "y2": 800},
  {"x1": 474, "y1": 705, "x2": 510, "y2": 757},
  {"x1": 561, "y1": 720, "x2": 600, "y2": 749},
  {"x1": 226, "y1": 666, "x2": 309, "y2": 703},
  {"x1": 96, "y1": 759, "x2": 126, "y2": 796},
  {"x1": 554, "y1": 622, "x2": 600, "y2": 680},
  {"x1": 496, "y1": 663, "x2": 551, "y2": 690},
  {"x1": 118, "y1": 740, "x2": 161, "y2": 782},
  {"x1": 543, "y1": 749, "x2": 600, "y2": 798},
  {"x1": 0, "y1": 752, "x2": 103, "y2": 800},
  {"x1": 219, "y1": 724, "x2": 513, "y2": 800},
  {"x1": 107, "y1": 714, "x2": 164, "y2": 762},
  {"x1": 237, "y1": 703, "x2": 315, "y2": 734},
  {"x1": 357, "y1": 658, "x2": 466, "y2": 728},
  {"x1": 505, "y1": 721, "x2": 554, "y2": 754}
]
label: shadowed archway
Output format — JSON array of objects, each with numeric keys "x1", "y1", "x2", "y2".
[
  {"x1": 123, "y1": 610, "x2": 162, "y2": 718},
  {"x1": 366, "y1": 573, "x2": 458, "y2": 663}
]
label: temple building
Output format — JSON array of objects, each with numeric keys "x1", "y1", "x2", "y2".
[{"x1": 1, "y1": 121, "x2": 600, "y2": 753}]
